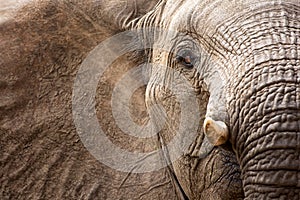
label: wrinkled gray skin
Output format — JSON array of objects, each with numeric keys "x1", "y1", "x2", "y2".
[
  {"x1": 143, "y1": 0, "x2": 300, "y2": 199},
  {"x1": 1, "y1": 0, "x2": 299, "y2": 199}
]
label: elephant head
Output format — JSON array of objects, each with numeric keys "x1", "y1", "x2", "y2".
[
  {"x1": 1, "y1": 0, "x2": 299, "y2": 199},
  {"x1": 138, "y1": 0, "x2": 300, "y2": 199}
]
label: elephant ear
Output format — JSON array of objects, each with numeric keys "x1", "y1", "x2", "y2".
[
  {"x1": 100, "y1": 0, "x2": 160, "y2": 29},
  {"x1": 0, "y1": 0, "x2": 159, "y2": 30},
  {"x1": 1, "y1": 1, "x2": 185, "y2": 200}
]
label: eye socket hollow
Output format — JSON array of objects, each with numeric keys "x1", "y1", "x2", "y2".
[{"x1": 176, "y1": 54, "x2": 194, "y2": 68}]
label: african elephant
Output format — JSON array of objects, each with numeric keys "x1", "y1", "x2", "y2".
[
  {"x1": 1, "y1": 0, "x2": 299, "y2": 200},
  {"x1": 140, "y1": 0, "x2": 300, "y2": 199}
]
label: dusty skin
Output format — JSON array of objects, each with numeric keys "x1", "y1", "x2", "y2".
[{"x1": 1, "y1": 0, "x2": 300, "y2": 200}]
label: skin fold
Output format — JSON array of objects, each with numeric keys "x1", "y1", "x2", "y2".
[{"x1": 1, "y1": 0, "x2": 299, "y2": 199}]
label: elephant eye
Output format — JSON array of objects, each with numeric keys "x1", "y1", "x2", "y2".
[{"x1": 175, "y1": 51, "x2": 195, "y2": 68}]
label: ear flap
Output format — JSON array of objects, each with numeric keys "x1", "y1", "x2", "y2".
[
  {"x1": 0, "y1": 1, "x2": 169, "y2": 199},
  {"x1": 100, "y1": 0, "x2": 160, "y2": 29},
  {"x1": 3, "y1": 0, "x2": 160, "y2": 32}
]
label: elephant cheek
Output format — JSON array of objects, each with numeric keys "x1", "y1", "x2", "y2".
[
  {"x1": 171, "y1": 149, "x2": 243, "y2": 200},
  {"x1": 145, "y1": 83, "x2": 243, "y2": 199}
]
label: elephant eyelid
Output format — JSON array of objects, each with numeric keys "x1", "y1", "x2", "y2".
[{"x1": 175, "y1": 51, "x2": 196, "y2": 69}]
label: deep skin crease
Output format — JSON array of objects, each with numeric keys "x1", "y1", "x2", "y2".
[{"x1": 1, "y1": 0, "x2": 299, "y2": 199}]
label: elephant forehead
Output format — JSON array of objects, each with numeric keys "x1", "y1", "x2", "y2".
[
  {"x1": 165, "y1": 0, "x2": 299, "y2": 36},
  {"x1": 162, "y1": 0, "x2": 300, "y2": 70}
]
